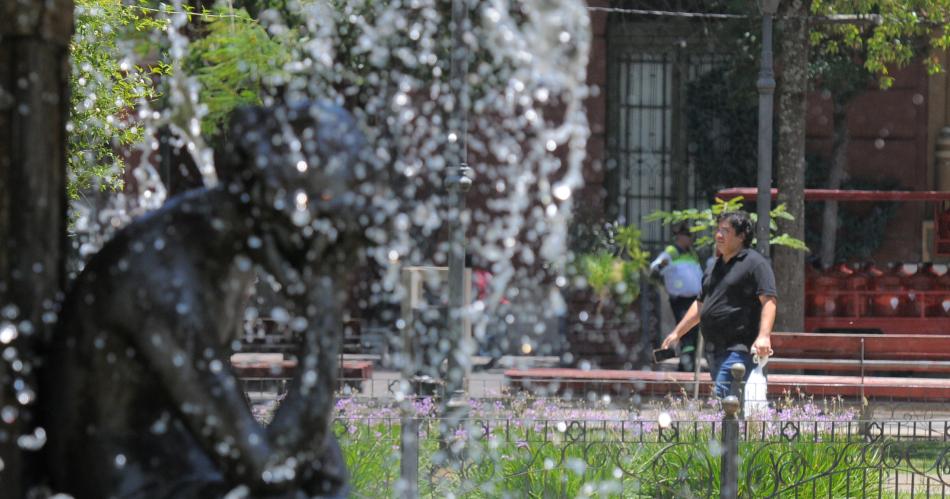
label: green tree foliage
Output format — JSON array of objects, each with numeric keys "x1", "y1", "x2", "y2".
[
  {"x1": 68, "y1": 0, "x2": 170, "y2": 199},
  {"x1": 812, "y1": 0, "x2": 950, "y2": 89},
  {"x1": 646, "y1": 198, "x2": 809, "y2": 252},
  {"x1": 185, "y1": 6, "x2": 291, "y2": 136},
  {"x1": 68, "y1": 3, "x2": 293, "y2": 198}
]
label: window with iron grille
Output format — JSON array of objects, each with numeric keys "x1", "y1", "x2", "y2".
[{"x1": 605, "y1": 18, "x2": 736, "y2": 251}]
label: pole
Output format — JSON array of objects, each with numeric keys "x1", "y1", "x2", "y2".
[
  {"x1": 443, "y1": 0, "x2": 472, "y2": 421},
  {"x1": 720, "y1": 396, "x2": 741, "y2": 499},
  {"x1": 756, "y1": 2, "x2": 778, "y2": 255},
  {"x1": 692, "y1": 333, "x2": 704, "y2": 399},
  {"x1": 398, "y1": 410, "x2": 419, "y2": 498}
]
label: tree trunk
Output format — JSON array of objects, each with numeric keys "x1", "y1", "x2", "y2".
[
  {"x1": 819, "y1": 105, "x2": 849, "y2": 267},
  {"x1": 773, "y1": 0, "x2": 810, "y2": 332},
  {"x1": 0, "y1": 2, "x2": 73, "y2": 496}
]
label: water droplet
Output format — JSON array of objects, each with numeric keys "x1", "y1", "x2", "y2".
[
  {"x1": 553, "y1": 183, "x2": 572, "y2": 200},
  {"x1": 2, "y1": 305, "x2": 19, "y2": 320},
  {"x1": 224, "y1": 485, "x2": 250, "y2": 499},
  {"x1": 1, "y1": 406, "x2": 18, "y2": 424},
  {"x1": 270, "y1": 307, "x2": 290, "y2": 324},
  {"x1": 150, "y1": 417, "x2": 167, "y2": 434},
  {"x1": 235, "y1": 255, "x2": 252, "y2": 272},
  {"x1": 17, "y1": 427, "x2": 45, "y2": 450},
  {"x1": 17, "y1": 388, "x2": 35, "y2": 405},
  {"x1": 303, "y1": 370, "x2": 318, "y2": 387},
  {"x1": 114, "y1": 453, "x2": 126, "y2": 468},
  {"x1": 0, "y1": 324, "x2": 17, "y2": 344},
  {"x1": 294, "y1": 190, "x2": 308, "y2": 210}
]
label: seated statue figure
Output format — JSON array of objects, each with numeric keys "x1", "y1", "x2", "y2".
[{"x1": 40, "y1": 101, "x2": 370, "y2": 498}]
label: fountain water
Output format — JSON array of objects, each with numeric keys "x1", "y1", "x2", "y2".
[{"x1": 7, "y1": 0, "x2": 593, "y2": 495}]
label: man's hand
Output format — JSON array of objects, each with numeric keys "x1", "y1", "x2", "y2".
[
  {"x1": 751, "y1": 335, "x2": 772, "y2": 359},
  {"x1": 755, "y1": 295, "x2": 777, "y2": 359},
  {"x1": 661, "y1": 331, "x2": 679, "y2": 350}
]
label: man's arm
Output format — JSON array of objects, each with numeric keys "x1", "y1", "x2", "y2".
[
  {"x1": 751, "y1": 295, "x2": 777, "y2": 358},
  {"x1": 649, "y1": 250, "x2": 672, "y2": 274},
  {"x1": 661, "y1": 299, "x2": 702, "y2": 349}
]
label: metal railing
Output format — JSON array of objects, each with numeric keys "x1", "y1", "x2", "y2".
[{"x1": 242, "y1": 367, "x2": 950, "y2": 497}]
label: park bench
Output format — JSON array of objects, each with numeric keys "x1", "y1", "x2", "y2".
[
  {"x1": 504, "y1": 332, "x2": 950, "y2": 401},
  {"x1": 231, "y1": 353, "x2": 374, "y2": 390},
  {"x1": 768, "y1": 332, "x2": 950, "y2": 375}
]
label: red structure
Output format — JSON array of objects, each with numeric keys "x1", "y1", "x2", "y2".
[{"x1": 718, "y1": 188, "x2": 950, "y2": 334}]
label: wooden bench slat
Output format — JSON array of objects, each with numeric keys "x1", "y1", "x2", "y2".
[
  {"x1": 772, "y1": 332, "x2": 950, "y2": 361},
  {"x1": 232, "y1": 359, "x2": 374, "y2": 379},
  {"x1": 768, "y1": 357, "x2": 950, "y2": 373},
  {"x1": 504, "y1": 368, "x2": 950, "y2": 400}
]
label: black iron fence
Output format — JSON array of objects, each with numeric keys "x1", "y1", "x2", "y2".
[
  {"x1": 330, "y1": 413, "x2": 950, "y2": 498},
  {"x1": 242, "y1": 375, "x2": 950, "y2": 497}
]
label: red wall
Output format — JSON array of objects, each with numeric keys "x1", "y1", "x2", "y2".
[{"x1": 805, "y1": 63, "x2": 931, "y2": 262}]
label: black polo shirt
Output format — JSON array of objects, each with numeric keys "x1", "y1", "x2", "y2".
[{"x1": 698, "y1": 248, "x2": 777, "y2": 353}]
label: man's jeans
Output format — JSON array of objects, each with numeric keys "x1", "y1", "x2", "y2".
[{"x1": 709, "y1": 350, "x2": 754, "y2": 399}]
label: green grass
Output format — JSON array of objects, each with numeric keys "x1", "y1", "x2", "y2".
[{"x1": 331, "y1": 419, "x2": 928, "y2": 498}]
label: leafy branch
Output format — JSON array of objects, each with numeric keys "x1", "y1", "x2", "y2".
[
  {"x1": 575, "y1": 223, "x2": 650, "y2": 307},
  {"x1": 645, "y1": 198, "x2": 810, "y2": 253}
]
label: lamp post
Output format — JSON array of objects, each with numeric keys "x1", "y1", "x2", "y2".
[
  {"x1": 756, "y1": 0, "x2": 780, "y2": 255},
  {"x1": 444, "y1": 0, "x2": 472, "y2": 419}
]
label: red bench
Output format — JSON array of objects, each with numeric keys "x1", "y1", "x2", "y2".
[
  {"x1": 504, "y1": 332, "x2": 950, "y2": 401},
  {"x1": 768, "y1": 332, "x2": 950, "y2": 374},
  {"x1": 231, "y1": 355, "x2": 374, "y2": 380},
  {"x1": 503, "y1": 367, "x2": 950, "y2": 401}
]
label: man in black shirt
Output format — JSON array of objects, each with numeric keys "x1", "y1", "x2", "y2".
[{"x1": 661, "y1": 211, "x2": 777, "y2": 398}]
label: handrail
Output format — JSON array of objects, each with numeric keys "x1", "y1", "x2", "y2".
[{"x1": 716, "y1": 187, "x2": 950, "y2": 202}]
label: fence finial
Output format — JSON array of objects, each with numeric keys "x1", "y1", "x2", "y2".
[
  {"x1": 730, "y1": 362, "x2": 746, "y2": 383},
  {"x1": 722, "y1": 395, "x2": 740, "y2": 418}
]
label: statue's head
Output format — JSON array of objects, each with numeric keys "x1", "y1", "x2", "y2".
[{"x1": 218, "y1": 101, "x2": 371, "y2": 284}]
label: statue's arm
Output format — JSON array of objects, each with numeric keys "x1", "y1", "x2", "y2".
[
  {"x1": 267, "y1": 275, "x2": 341, "y2": 460},
  {"x1": 131, "y1": 317, "x2": 283, "y2": 489}
]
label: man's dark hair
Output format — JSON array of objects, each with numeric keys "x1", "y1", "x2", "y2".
[{"x1": 717, "y1": 210, "x2": 754, "y2": 248}]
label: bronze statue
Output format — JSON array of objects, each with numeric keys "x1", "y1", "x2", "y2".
[{"x1": 40, "y1": 102, "x2": 368, "y2": 498}]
